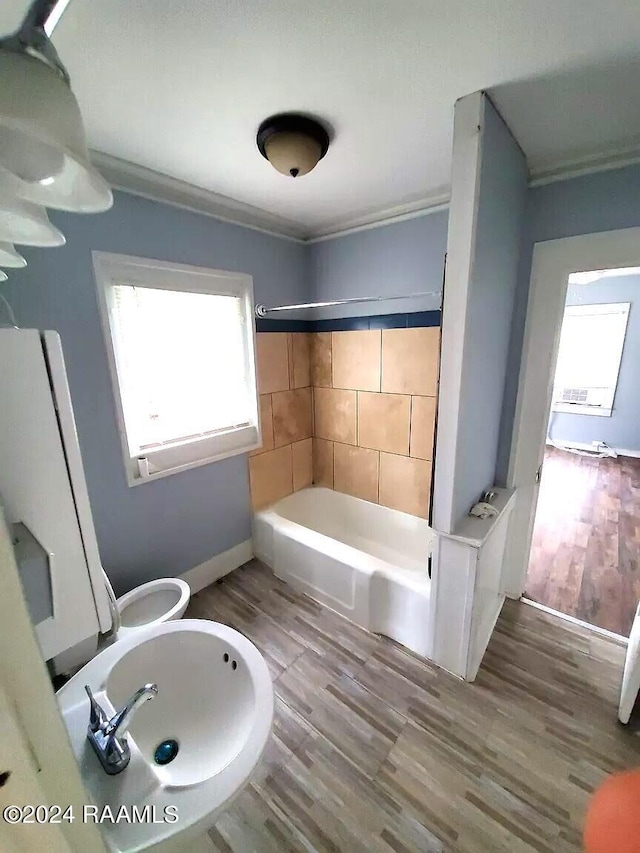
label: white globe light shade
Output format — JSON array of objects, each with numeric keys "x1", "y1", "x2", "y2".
[
  {"x1": 0, "y1": 51, "x2": 113, "y2": 213},
  {"x1": 0, "y1": 242, "x2": 27, "y2": 268}
]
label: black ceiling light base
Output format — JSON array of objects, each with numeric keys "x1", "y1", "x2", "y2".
[
  {"x1": 257, "y1": 114, "x2": 330, "y2": 160},
  {"x1": 256, "y1": 113, "x2": 330, "y2": 177}
]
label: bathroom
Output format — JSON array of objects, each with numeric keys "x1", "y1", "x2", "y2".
[{"x1": 2, "y1": 1, "x2": 640, "y2": 852}]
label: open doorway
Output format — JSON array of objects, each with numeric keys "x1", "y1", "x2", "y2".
[{"x1": 523, "y1": 268, "x2": 640, "y2": 636}]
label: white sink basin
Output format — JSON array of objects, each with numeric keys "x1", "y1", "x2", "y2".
[{"x1": 57, "y1": 619, "x2": 274, "y2": 853}]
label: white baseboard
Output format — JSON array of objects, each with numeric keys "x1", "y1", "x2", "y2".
[
  {"x1": 546, "y1": 439, "x2": 640, "y2": 458},
  {"x1": 180, "y1": 539, "x2": 253, "y2": 594}
]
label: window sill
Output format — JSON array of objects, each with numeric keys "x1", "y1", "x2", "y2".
[
  {"x1": 125, "y1": 426, "x2": 260, "y2": 487},
  {"x1": 551, "y1": 404, "x2": 612, "y2": 418}
]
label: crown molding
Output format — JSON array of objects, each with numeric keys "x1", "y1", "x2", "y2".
[
  {"x1": 528, "y1": 140, "x2": 640, "y2": 187},
  {"x1": 91, "y1": 142, "x2": 640, "y2": 246},
  {"x1": 306, "y1": 192, "x2": 451, "y2": 242},
  {"x1": 309, "y1": 144, "x2": 640, "y2": 242},
  {"x1": 92, "y1": 148, "x2": 451, "y2": 243},
  {"x1": 90, "y1": 151, "x2": 307, "y2": 242}
]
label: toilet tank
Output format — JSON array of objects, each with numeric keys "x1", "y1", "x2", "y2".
[{"x1": 0, "y1": 328, "x2": 112, "y2": 664}]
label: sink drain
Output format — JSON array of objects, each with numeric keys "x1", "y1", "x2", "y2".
[{"x1": 154, "y1": 739, "x2": 179, "y2": 766}]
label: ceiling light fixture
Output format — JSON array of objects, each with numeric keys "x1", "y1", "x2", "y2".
[
  {"x1": 0, "y1": 1, "x2": 113, "y2": 214},
  {"x1": 0, "y1": 243, "x2": 28, "y2": 268},
  {"x1": 0, "y1": 193, "x2": 66, "y2": 248},
  {"x1": 257, "y1": 113, "x2": 330, "y2": 178},
  {"x1": 0, "y1": 0, "x2": 115, "y2": 280}
]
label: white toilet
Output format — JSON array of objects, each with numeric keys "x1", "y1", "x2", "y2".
[
  {"x1": 115, "y1": 578, "x2": 191, "y2": 639},
  {"x1": 102, "y1": 571, "x2": 191, "y2": 641}
]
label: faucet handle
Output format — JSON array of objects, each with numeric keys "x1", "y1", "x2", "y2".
[
  {"x1": 85, "y1": 682, "x2": 158, "y2": 776},
  {"x1": 85, "y1": 684, "x2": 107, "y2": 733}
]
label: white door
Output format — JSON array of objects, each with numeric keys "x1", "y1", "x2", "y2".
[{"x1": 619, "y1": 602, "x2": 640, "y2": 724}]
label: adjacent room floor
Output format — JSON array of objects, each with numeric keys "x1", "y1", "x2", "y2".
[
  {"x1": 186, "y1": 560, "x2": 640, "y2": 853},
  {"x1": 525, "y1": 446, "x2": 640, "y2": 636}
]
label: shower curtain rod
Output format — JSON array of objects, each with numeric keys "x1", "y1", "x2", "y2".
[{"x1": 254, "y1": 290, "x2": 441, "y2": 317}]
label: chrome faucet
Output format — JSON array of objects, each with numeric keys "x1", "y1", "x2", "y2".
[{"x1": 84, "y1": 683, "x2": 158, "y2": 775}]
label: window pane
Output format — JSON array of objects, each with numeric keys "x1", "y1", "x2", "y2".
[
  {"x1": 112, "y1": 285, "x2": 251, "y2": 450},
  {"x1": 553, "y1": 305, "x2": 628, "y2": 405}
]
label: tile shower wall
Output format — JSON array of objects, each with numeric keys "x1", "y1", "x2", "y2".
[
  {"x1": 310, "y1": 328, "x2": 439, "y2": 519},
  {"x1": 248, "y1": 327, "x2": 440, "y2": 518},
  {"x1": 248, "y1": 333, "x2": 313, "y2": 509}
]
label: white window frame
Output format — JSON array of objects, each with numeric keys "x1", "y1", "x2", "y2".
[
  {"x1": 93, "y1": 251, "x2": 260, "y2": 487},
  {"x1": 551, "y1": 301, "x2": 630, "y2": 418}
]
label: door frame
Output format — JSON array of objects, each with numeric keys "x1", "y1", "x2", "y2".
[{"x1": 503, "y1": 226, "x2": 640, "y2": 599}]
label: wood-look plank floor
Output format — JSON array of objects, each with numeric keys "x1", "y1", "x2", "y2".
[
  {"x1": 186, "y1": 560, "x2": 640, "y2": 853},
  {"x1": 526, "y1": 446, "x2": 640, "y2": 636}
]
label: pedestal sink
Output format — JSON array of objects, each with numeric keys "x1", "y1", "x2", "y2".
[{"x1": 57, "y1": 619, "x2": 274, "y2": 852}]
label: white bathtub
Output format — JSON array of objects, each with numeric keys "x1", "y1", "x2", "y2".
[{"x1": 253, "y1": 487, "x2": 436, "y2": 657}]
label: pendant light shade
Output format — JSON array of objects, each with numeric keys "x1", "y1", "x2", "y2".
[
  {"x1": 0, "y1": 242, "x2": 27, "y2": 268},
  {"x1": 0, "y1": 172, "x2": 65, "y2": 246},
  {"x1": 257, "y1": 114, "x2": 330, "y2": 178},
  {"x1": 0, "y1": 51, "x2": 112, "y2": 213}
]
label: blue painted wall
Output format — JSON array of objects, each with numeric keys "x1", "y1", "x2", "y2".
[
  {"x1": 3, "y1": 191, "x2": 307, "y2": 594},
  {"x1": 309, "y1": 211, "x2": 448, "y2": 318},
  {"x1": 496, "y1": 163, "x2": 640, "y2": 482},
  {"x1": 452, "y1": 99, "x2": 528, "y2": 524},
  {"x1": 9, "y1": 156, "x2": 637, "y2": 592},
  {"x1": 547, "y1": 274, "x2": 640, "y2": 452}
]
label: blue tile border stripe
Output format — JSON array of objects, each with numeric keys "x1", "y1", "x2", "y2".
[
  {"x1": 253, "y1": 318, "x2": 311, "y2": 332},
  {"x1": 255, "y1": 310, "x2": 440, "y2": 333}
]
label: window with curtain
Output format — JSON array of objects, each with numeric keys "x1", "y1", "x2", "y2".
[
  {"x1": 93, "y1": 252, "x2": 259, "y2": 485},
  {"x1": 552, "y1": 302, "x2": 630, "y2": 417}
]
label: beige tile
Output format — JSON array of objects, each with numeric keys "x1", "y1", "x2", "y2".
[
  {"x1": 291, "y1": 333, "x2": 311, "y2": 388},
  {"x1": 332, "y1": 330, "x2": 381, "y2": 392},
  {"x1": 379, "y1": 452, "x2": 431, "y2": 518},
  {"x1": 256, "y1": 333, "x2": 290, "y2": 394},
  {"x1": 286, "y1": 333, "x2": 295, "y2": 389},
  {"x1": 248, "y1": 445, "x2": 293, "y2": 509},
  {"x1": 312, "y1": 438, "x2": 334, "y2": 488},
  {"x1": 249, "y1": 394, "x2": 274, "y2": 457},
  {"x1": 272, "y1": 387, "x2": 312, "y2": 447},
  {"x1": 310, "y1": 332, "x2": 332, "y2": 387},
  {"x1": 292, "y1": 438, "x2": 313, "y2": 491},
  {"x1": 314, "y1": 387, "x2": 357, "y2": 445},
  {"x1": 358, "y1": 392, "x2": 411, "y2": 455},
  {"x1": 334, "y1": 443, "x2": 379, "y2": 504},
  {"x1": 410, "y1": 395, "x2": 437, "y2": 460},
  {"x1": 381, "y1": 327, "x2": 440, "y2": 396}
]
